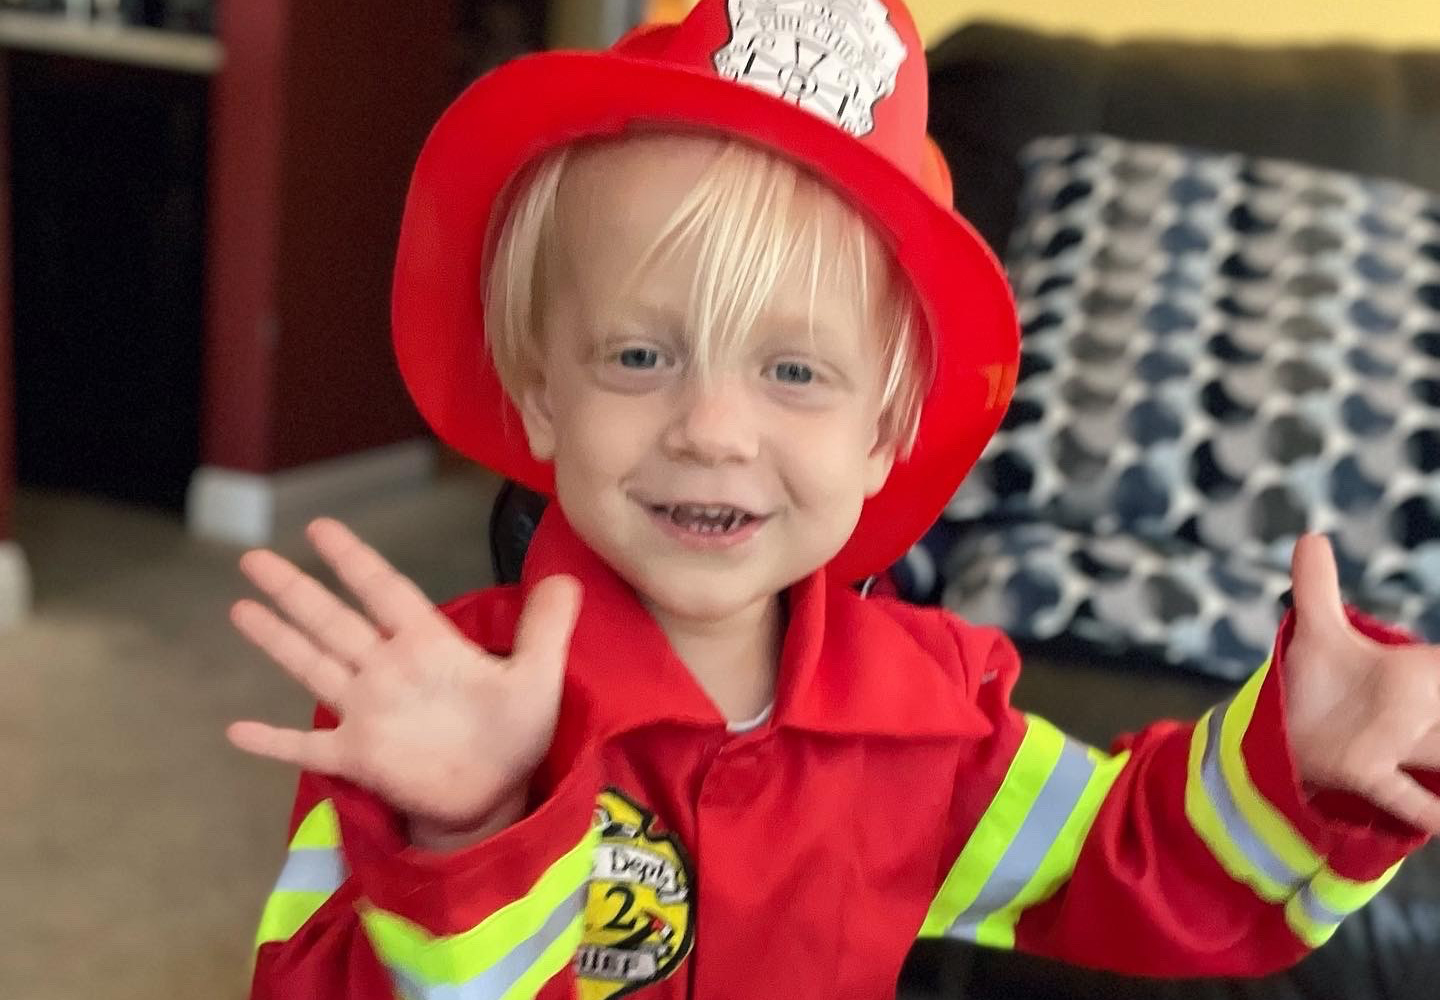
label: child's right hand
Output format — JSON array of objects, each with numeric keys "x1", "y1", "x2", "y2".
[{"x1": 226, "y1": 518, "x2": 582, "y2": 844}]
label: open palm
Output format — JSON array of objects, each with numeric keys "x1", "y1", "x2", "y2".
[
  {"x1": 1284, "y1": 534, "x2": 1440, "y2": 834},
  {"x1": 227, "y1": 518, "x2": 581, "y2": 833}
]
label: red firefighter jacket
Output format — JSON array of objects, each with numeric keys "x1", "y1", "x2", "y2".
[{"x1": 248, "y1": 510, "x2": 1429, "y2": 999}]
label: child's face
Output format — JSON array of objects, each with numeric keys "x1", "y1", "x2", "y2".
[{"x1": 518, "y1": 136, "x2": 898, "y2": 627}]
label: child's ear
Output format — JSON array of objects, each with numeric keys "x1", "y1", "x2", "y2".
[
  {"x1": 518, "y1": 379, "x2": 557, "y2": 462},
  {"x1": 863, "y1": 430, "x2": 899, "y2": 499}
]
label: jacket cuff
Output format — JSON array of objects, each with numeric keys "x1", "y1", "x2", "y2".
[
  {"x1": 1183, "y1": 609, "x2": 1426, "y2": 949},
  {"x1": 327, "y1": 753, "x2": 603, "y2": 935},
  {"x1": 1253, "y1": 608, "x2": 1427, "y2": 867},
  {"x1": 1261, "y1": 610, "x2": 1428, "y2": 870}
]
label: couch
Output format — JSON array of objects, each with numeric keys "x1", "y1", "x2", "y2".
[{"x1": 898, "y1": 21, "x2": 1440, "y2": 1000}]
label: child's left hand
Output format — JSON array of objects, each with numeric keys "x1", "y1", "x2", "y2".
[{"x1": 1283, "y1": 533, "x2": 1440, "y2": 835}]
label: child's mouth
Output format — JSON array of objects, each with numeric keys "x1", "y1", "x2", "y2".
[{"x1": 648, "y1": 502, "x2": 759, "y2": 535}]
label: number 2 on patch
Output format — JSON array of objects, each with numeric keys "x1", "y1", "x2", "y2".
[{"x1": 602, "y1": 885, "x2": 639, "y2": 932}]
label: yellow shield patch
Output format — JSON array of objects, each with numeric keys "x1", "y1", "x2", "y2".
[{"x1": 577, "y1": 789, "x2": 695, "y2": 1000}]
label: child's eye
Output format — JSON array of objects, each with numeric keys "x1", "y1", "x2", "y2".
[
  {"x1": 618, "y1": 347, "x2": 663, "y2": 369},
  {"x1": 771, "y1": 361, "x2": 816, "y2": 385}
]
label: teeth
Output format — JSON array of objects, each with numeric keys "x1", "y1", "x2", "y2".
[{"x1": 657, "y1": 503, "x2": 754, "y2": 534}]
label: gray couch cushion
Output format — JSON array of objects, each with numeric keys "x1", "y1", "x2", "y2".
[{"x1": 934, "y1": 133, "x2": 1440, "y2": 681}]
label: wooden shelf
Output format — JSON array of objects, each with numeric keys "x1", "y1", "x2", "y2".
[{"x1": 0, "y1": 11, "x2": 222, "y2": 75}]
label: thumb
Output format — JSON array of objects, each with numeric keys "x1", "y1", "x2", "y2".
[
  {"x1": 1290, "y1": 533, "x2": 1349, "y2": 636},
  {"x1": 511, "y1": 574, "x2": 583, "y2": 677}
]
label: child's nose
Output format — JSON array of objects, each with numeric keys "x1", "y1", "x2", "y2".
[{"x1": 664, "y1": 377, "x2": 760, "y2": 466}]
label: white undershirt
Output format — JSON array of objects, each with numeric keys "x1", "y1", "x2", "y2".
[{"x1": 726, "y1": 702, "x2": 775, "y2": 734}]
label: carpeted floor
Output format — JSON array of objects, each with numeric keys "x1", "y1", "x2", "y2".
[{"x1": 1, "y1": 467, "x2": 501, "y2": 1000}]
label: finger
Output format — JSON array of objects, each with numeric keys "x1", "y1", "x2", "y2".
[
  {"x1": 306, "y1": 519, "x2": 438, "y2": 635},
  {"x1": 1403, "y1": 725, "x2": 1440, "y2": 772},
  {"x1": 239, "y1": 547, "x2": 380, "y2": 665},
  {"x1": 226, "y1": 721, "x2": 346, "y2": 776},
  {"x1": 1360, "y1": 770, "x2": 1440, "y2": 836},
  {"x1": 1290, "y1": 533, "x2": 1350, "y2": 637},
  {"x1": 231, "y1": 599, "x2": 353, "y2": 709},
  {"x1": 511, "y1": 575, "x2": 583, "y2": 678}
]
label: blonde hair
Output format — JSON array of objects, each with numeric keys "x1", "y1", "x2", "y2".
[{"x1": 484, "y1": 136, "x2": 929, "y2": 453}]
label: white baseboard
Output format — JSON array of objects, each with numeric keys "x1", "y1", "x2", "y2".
[
  {"x1": 186, "y1": 439, "x2": 439, "y2": 547},
  {"x1": 0, "y1": 539, "x2": 33, "y2": 631}
]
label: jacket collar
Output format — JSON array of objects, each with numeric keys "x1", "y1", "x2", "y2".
[{"x1": 520, "y1": 507, "x2": 988, "y2": 742}]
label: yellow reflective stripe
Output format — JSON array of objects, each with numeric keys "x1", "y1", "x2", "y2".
[
  {"x1": 970, "y1": 747, "x2": 1131, "y2": 949},
  {"x1": 361, "y1": 824, "x2": 598, "y2": 988},
  {"x1": 1216, "y1": 660, "x2": 1323, "y2": 878},
  {"x1": 290, "y1": 799, "x2": 342, "y2": 850},
  {"x1": 253, "y1": 800, "x2": 348, "y2": 955},
  {"x1": 498, "y1": 906, "x2": 586, "y2": 1000},
  {"x1": 919, "y1": 716, "x2": 1066, "y2": 937},
  {"x1": 1312, "y1": 863, "x2": 1403, "y2": 913},
  {"x1": 255, "y1": 889, "x2": 333, "y2": 950},
  {"x1": 1187, "y1": 664, "x2": 1401, "y2": 947},
  {"x1": 1284, "y1": 903, "x2": 1340, "y2": 949},
  {"x1": 1186, "y1": 662, "x2": 1319, "y2": 902},
  {"x1": 1184, "y1": 709, "x2": 1292, "y2": 902},
  {"x1": 1284, "y1": 862, "x2": 1403, "y2": 948}
]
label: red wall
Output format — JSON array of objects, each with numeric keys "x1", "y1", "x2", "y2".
[
  {"x1": 271, "y1": 0, "x2": 452, "y2": 469},
  {"x1": 0, "y1": 53, "x2": 13, "y2": 541},
  {"x1": 201, "y1": 0, "x2": 286, "y2": 473},
  {"x1": 204, "y1": 0, "x2": 454, "y2": 475}
]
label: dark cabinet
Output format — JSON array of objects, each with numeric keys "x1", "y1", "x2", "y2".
[
  {"x1": 4, "y1": 0, "x2": 535, "y2": 515},
  {"x1": 10, "y1": 52, "x2": 207, "y2": 509}
]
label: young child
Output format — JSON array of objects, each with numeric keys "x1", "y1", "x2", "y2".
[{"x1": 228, "y1": 2, "x2": 1440, "y2": 997}]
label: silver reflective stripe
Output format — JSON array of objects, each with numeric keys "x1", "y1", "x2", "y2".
[
  {"x1": 392, "y1": 972, "x2": 426, "y2": 1000},
  {"x1": 1293, "y1": 883, "x2": 1346, "y2": 928},
  {"x1": 274, "y1": 847, "x2": 347, "y2": 894},
  {"x1": 383, "y1": 883, "x2": 587, "y2": 1000},
  {"x1": 1199, "y1": 699, "x2": 1306, "y2": 894},
  {"x1": 948, "y1": 737, "x2": 1096, "y2": 939}
]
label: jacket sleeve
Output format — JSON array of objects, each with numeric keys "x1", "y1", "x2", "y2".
[
  {"x1": 916, "y1": 608, "x2": 1435, "y2": 978},
  {"x1": 248, "y1": 591, "x2": 602, "y2": 1000}
]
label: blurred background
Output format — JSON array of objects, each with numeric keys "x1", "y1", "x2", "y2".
[{"x1": 2, "y1": 1, "x2": 1439, "y2": 998}]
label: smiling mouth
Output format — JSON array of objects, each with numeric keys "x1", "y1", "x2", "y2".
[{"x1": 645, "y1": 502, "x2": 763, "y2": 535}]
